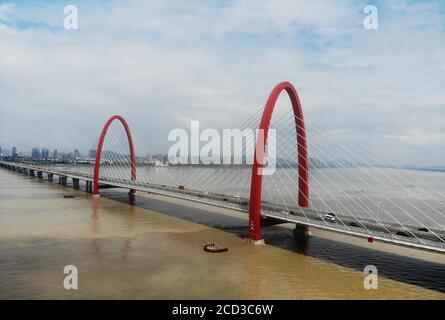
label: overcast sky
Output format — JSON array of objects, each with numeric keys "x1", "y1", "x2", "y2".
[{"x1": 0, "y1": 0, "x2": 444, "y2": 165}]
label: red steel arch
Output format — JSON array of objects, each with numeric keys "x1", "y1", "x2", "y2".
[
  {"x1": 93, "y1": 115, "x2": 136, "y2": 195},
  {"x1": 248, "y1": 81, "x2": 309, "y2": 241}
]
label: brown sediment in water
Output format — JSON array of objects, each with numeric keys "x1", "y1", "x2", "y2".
[{"x1": 0, "y1": 170, "x2": 444, "y2": 299}]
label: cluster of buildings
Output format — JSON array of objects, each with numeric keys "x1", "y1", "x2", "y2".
[
  {"x1": 0, "y1": 146, "x2": 169, "y2": 166},
  {"x1": 0, "y1": 146, "x2": 18, "y2": 159},
  {"x1": 30, "y1": 147, "x2": 84, "y2": 161},
  {"x1": 0, "y1": 146, "x2": 96, "y2": 163}
]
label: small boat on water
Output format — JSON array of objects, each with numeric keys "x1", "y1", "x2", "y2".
[{"x1": 203, "y1": 242, "x2": 228, "y2": 253}]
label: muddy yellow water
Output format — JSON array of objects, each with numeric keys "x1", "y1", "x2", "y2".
[{"x1": 1, "y1": 170, "x2": 444, "y2": 299}]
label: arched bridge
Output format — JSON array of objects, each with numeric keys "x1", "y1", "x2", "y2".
[{"x1": 2, "y1": 81, "x2": 445, "y2": 254}]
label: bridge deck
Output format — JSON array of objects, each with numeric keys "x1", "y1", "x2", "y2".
[{"x1": 2, "y1": 160, "x2": 445, "y2": 254}]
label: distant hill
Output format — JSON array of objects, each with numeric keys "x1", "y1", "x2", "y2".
[{"x1": 402, "y1": 165, "x2": 445, "y2": 173}]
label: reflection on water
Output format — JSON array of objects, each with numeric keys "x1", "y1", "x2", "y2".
[
  {"x1": 106, "y1": 190, "x2": 445, "y2": 294},
  {"x1": 1, "y1": 169, "x2": 445, "y2": 299}
]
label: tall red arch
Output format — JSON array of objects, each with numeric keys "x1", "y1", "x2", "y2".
[
  {"x1": 248, "y1": 82, "x2": 309, "y2": 242},
  {"x1": 93, "y1": 115, "x2": 136, "y2": 195}
]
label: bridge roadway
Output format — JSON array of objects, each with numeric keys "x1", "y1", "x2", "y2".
[{"x1": 1, "y1": 160, "x2": 445, "y2": 254}]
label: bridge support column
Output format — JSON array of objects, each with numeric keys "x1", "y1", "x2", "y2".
[
  {"x1": 48, "y1": 173, "x2": 53, "y2": 182},
  {"x1": 293, "y1": 224, "x2": 310, "y2": 237},
  {"x1": 29, "y1": 169, "x2": 35, "y2": 177},
  {"x1": 86, "y1": 181, "x2": 93, "y2": 193},
  {"x1": 58, "y1": 176, "x2": 67, "y2": 186},
  {"x1": 72, "y1": 178, "x2": 80, "y2": 190},
  {"x1": 37, "y1": 171, "x2": 43, "y2": 179}
]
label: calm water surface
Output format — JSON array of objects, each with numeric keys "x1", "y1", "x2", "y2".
[
  {"x1": 55, "y1": 164, "x2": 445, "y2": 228},
  {"x1": 0, "y1": 169, "x2": 445, "y2": 299}
]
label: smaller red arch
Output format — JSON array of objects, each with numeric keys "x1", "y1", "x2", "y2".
[
  {"x1": 93, "y1": 115, "x2": 136, "y2": 195},
  {"x1": 248, "y1": 82, "x2": 309, "y2": 241}
]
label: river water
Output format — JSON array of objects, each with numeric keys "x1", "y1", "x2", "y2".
[
  {"x1": 55, "y1": 164, "x2": 445, "y2": 228},
  {"x1": 0, "y1": 169, "x2": 445, "y2": 299}
]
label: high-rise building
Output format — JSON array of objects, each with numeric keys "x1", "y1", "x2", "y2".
[
  {"x1": 12, "y1": 146, "x2": 17, "y2": 158},
  {"x1": 74, "y1": 149, "x2": 81, "y2": 159},
  {"x1": 53, "y1": 149, "x2": 58, "y2": 159},
  {"x1": 89, "y1": 150, "x2": 96, "y2": 159},
  {"x1": 31, "y1": 148, "x2": 40, "y2": 159},
  {"x1": 61, "y1": 152, "x2": 72, "y2": 161},
  {"x1": 41, "y1": 148, "x2": 50, "y2": 159}
]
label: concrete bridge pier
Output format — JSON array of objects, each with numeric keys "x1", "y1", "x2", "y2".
[
  {"x1": 48, "y1": 173, "x2": 53, "y2": 182},
  {"x1": 85, "y1": 181, "x2": 93, "y2": 193},
  {"x1": 292, "y1": 224, "x2": 310, "y2": 237},
  {"x1": 29, "y1": 169, "x2": 35, "y2": 177},
  {"x1": 37, "y1": 171, "x2": 43, "y2": 179},
  {"x1": 292, "y1": 224, "x2": 311, "y2": 251},
  {"x1": 72, "y1": 178, "x2": 80, "y2": 190},
  {"x1": 58, "y1": 176, "x2": 67, "y2": 186}
]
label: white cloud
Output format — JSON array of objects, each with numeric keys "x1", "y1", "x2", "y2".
[
  {"x1": 0, "y1": 0, "x2": 444, "y2": 165},
  {"x1": 384, "y1": 129, "x2": 445, "y2": 146}
]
